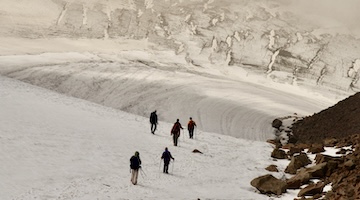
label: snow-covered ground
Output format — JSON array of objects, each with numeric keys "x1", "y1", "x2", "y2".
[
  {"x1": 0, "y1": 37, "x2": 341, "y2": 199},
  {"x1": 0, "y1": 73, "x2": 341, "y2": 200},
  {"x1": 0, "y1": 0, "x2": 357, "y2": 199},
  {"x1": 0, "y1": 75, "x2": 287, "y2": 199}
]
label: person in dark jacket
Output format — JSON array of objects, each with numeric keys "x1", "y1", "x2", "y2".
[
  {"x1": 171, "y1": 119, "x2": 183, "y2": 146},
  {"x1": 161, "y1": 147, "x2": 174, "y2": 173},
  {"x1": 150, "y1": 110, "x2": 158, "y2": 134},
  {"x1": 130, "y1": 151, "x2": 141, "y2": 185},
  {"x1": 187, "y1": 117, "x2": 197, "y2": 139}
]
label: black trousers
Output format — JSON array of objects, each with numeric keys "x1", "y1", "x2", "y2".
[
  {"x1": 163, "y1": 162, "x2": 170, "y2": 173},
  {"x1": 172, "y1": 134, "x2": 179, "y2": 146},
  {"x1": 151, "y1": 123, "x2": 157, "y2": 133},
  {"x1": 188, "y1": 129, "x2": 194, "y2": 138}
]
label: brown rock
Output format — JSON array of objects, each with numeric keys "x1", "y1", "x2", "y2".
[
  {"x1": 282, "y1": 143, "x2": 295, "y2": 150},
  {"x1": 250, "y1": 174, "x2": 287, "y2": 195},
  {"x1": 343, "y1": 159, "x2": 355, "y2": 170},
  {"x1": 271, "y1": 148, "x2": 287, "y2": 159},
  {"x1": 326, "y1": 160, "x2": 340, "y2": 176},
  {"x1": 288, "y1": 146, "x2": 304, "y2": 156},
  {"x1": 297, "y1": 182, "x2": 325, "y2": 197},
  {"x1": 296, "y1": 143, "x2": 311, "y2": 150},
  {"x1": 272, "y1": 118, "x2": 282, "y2": 129},
  {"x1": 265, "y1": 165, "x2": 279, "y2": 172},
  {"x1": 324, "y1": 138, "x2": 338, "y2": 147},
  {"x1": 315, "y1": 154, "x2": 344, "y2": 165},
  {"x1": 286, "y1": 177, "x2": 303, "y2": 190},
  {"x1": 285, "y1": 153, "x2": 312, "y2": 174},
  {"x1": 306, "y1": 162, "x2": 328, "y2": 179},
  {"x1": 308, "y1": 144, "x2": 325, "y2": 154},
  {"x1": 192, "y1": 149, "x2": 203, "y2": 154},
  {"x1": 286, "y1": 162, "x2": 327, "y2": 189},
  {"x1": 336, "y1": 148, "x2": 349, "y2": 155}
]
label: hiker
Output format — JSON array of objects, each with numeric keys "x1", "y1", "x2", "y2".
[
  {"x1": 150, "y1": 110, "x2": 158, "y2": 134},
  {"x1": 130, "y1": 151, "x2": 141, "y2": 185},
  {"x1": 171, "y1": 119, "x2": 183, "y2": 146},
  {"x1": 161, "y1": 147, "x2": 174, "y2": 173},
  {"x1": 187, "y1": 117, "x2": 197, "y2": 139}
]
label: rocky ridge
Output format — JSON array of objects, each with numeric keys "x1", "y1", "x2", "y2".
[
  {"x1": 252, "y1": 92, "x2": 360, "y2": 199},
  {"x1": 292, "y1": 92, "x2": 360, "y2": 144}
]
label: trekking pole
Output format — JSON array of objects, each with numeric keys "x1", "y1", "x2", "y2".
[
  {"x1": 159, "y1": 159, "x2": 162, "y2": 172},
  {"x1": 140, "y1": 168, "x2": 147, "y2": 177},
  {"x1": 171, "y1": 159, "x2": 175, "y2": 173}
]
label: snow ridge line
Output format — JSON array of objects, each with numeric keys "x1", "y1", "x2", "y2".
[{"x1": 56, "y1": 3, "x2": 70, "y2": 25}]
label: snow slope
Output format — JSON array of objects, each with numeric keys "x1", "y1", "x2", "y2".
[
  {"x1": 1, "y1": 76, "x2": 290, "y2": 199},
  {"x1": 0, "y1": 0, "x2": 357, "y2": 199},
  {"x1": 0, "y1": 50, "x2": 336, "y2": 140}
]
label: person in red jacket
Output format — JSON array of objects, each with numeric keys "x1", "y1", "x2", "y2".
[
  {"x1": 187, "y1": 117, "x2": 197, "y2": 139},
  {"x1": 171, "y1": 119, "x2": 183, "y2": 146}
]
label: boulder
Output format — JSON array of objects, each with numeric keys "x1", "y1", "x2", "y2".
[
  {"x1": 265, "y1": 165, "x2": 279, "y2": 172},
  {"x1": 251, "y1": 174, "x2": 287, "y2": 195},
  {"x1": 315, "y1": 154, "x2": 344, "y2": 165},
  {"x1": 285, "y1": 153, "x2": 312, "y2": 174},
  {"x1": 296, "y1": 143, "x2": 311, "y2": 150},
  {"x1": 305, "y1": 162, "x2": 328, "y2": 179},
  {"x1": 271, "y1": 148, "x2": 287, "y2": 159},
  {"x1": 326, "y1": 160, "x2": 340, "y2": 176},
  {"x1": 297, "y1": 182, "x2": 325, "y2": 197},
  {"x1": 272, "y1": 119, "x2": 282, "y2": 129},
  {"x1": 286, "y1": 177, "x2": 303, "y2": 190},
  {"x1": 308, "y1": 144, "x2": 325, "y2": 154},
  {"x1": 286, "y1": 163, "x2": 327, "y2": 189},
  {"x1": 287, "y1": 146, "x2": 303, "y2": 156},
  {"x1": 343, "y1": 159, "x2": 355, "y2": 170},
  {"x1": 323, "y1": 138, "x2": 338, "y2": 147}
]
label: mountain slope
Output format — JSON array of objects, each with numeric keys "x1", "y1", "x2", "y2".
[
  {"x1": 0, "y1": 75, "x2": 283, "y2": 200},
  {"x1": 292, "y1": 92, "x2": 360, "y2": 144}
]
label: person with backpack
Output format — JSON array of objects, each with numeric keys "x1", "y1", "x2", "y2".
[
  {"x1": 187, "y1": 117, "x2": 197, "y2": 139},
  {"x1": 161, "y1": 147, "x2": 174, "y2": 173},
  {"x1": 171, "y1": 119, "x2": 183, "y2": 146},
  {"x1": 130, "y1": 151, "x2": 141, "y2": 185},
  {"x1": 150, "y1": 110, "x2": 158, "y2": 134}
]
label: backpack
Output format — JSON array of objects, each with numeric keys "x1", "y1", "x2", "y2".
[
  {"x1": 130, "y1": 156, "x2": 141, "y2": 169},
  {"x1": 150, "y1": 112, "x2": 157, "y2": 124},
  {"x1": 188, "y1": 120, "x2": 196, "y2": 130},
  {"x1": 171, "y1": 122, "x2": 181, "y2": 134}
]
